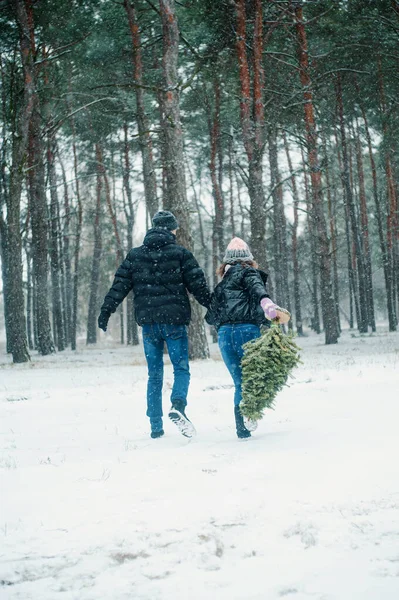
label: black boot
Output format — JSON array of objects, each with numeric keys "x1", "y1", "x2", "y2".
[{"x1": 234, "y1": 405, "x2": 251, "y2": 439}]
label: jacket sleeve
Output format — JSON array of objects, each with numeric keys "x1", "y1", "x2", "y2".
[
  {"x1": 242, "y1": 268, "x2": 269, "y2": 304},
  {"x1": 181, "y1": 249, "x2": 211, "y2": 308},
  {"x1": 100, "y1": 253, "x2": 134, "y2": 314}
]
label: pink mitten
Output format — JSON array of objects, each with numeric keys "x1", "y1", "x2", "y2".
[{"x1": 260, "y1": 297, "x2": 277, "y2": 320}]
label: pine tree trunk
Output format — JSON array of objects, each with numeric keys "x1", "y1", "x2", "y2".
[
  {"x1": 294, "y1": 5, "x2": 339, "y2": 344},
  {"x1": 354, "y1": 119, "x2": 376, "y2": 331},
  {"x1": 207, "y1": 78, "x2": 225, "y2": 259},
  {"x1": 235, "y1": 0, "x2": 269, "y2": 271},
  {"x1": 70, "y1": 111, "x2": 83, "y2": 350},
  {"x1": 283, "y1": 132, "x2": 303, "y2": 335},
  {"x1": 268, "y1": 126, "x2": 290, "y2": 317},
  {"x1": 228, "y1": 133, "x2": 236, "y2": 238},
  {"x1": 47, "y1": 139, "x2": 65, "y2": 350},
  {"x1": 336, "y1": 74, "x2": 368, "y2": 333},
  {"x1": 122, "y1": 123, "x2": 139, "y2": 346},
  {"x1": 355, "y1": 79, "x2": 396, "y2": 331},
  {"x1": 378, "y1": 57, "x2": 398, "y2": 328},
  {"x1": 5, "y1": 0, "x2": 34, "y2": 362},
  {"x1": 159, "y1": 0, "x2": 209, "y2": 359},
  {"x1": 28, "y1": 110, "x2": 54, "y2": 355},
  {"x1": 124, "y1": 0, "x2": 158, "y2": 217},
  {"x1": 86, "y1": 145, "x2": 103, "y2": 345},
  {"x1": 58, "y1": 152, "x2": 72, "y2": 345},
  {"x1": 322, "y1": 137, "x2": 341, "y2": 332},
  {"x1": 300, "y1": 145, "x2": 321, "y2": 334}
]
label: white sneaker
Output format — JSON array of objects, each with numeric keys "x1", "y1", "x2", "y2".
[{"x1": 168, "y1": 406, "x2": 196, "y2": 438}]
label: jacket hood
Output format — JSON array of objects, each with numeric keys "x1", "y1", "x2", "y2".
[{"x1": 143, "y1": 227, "x2": 176, "y2": 249}]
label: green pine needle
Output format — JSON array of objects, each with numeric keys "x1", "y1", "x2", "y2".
[{"x1": 240, "y1": 323, "x2": 302, "y2": 421}]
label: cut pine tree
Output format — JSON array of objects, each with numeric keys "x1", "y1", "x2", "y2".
[{"x1": 240, "y1": 323, "x2": 301, "y2": 421}]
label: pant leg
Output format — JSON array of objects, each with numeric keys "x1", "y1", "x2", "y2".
[
  {"x1": 218, "y1": 326, "x2": 243, "y2": 406},
  {"x1": 162, "y1": 324, "x2": 190, "y2": 406},
  {"x1": 142, "y1": 324, "x2": 164, "y2": 426},
  {"x1": 232, "y1": 324, "x2": 261, "y2": 406}
]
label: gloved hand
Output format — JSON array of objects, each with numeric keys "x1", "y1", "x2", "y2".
[
  {"x1": 260, "y1": 298, "x2": 291, "y2": 324},
  {"x1": 260, "y1": 297, "x2": 277, "y2": 320},
  {"x1": 98, "y1": 310, "x2": 110, "y2": 332}
]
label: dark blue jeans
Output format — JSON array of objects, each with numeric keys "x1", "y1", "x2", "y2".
[
  {"x1": 142, "y1": 324, "x2": 190, "y2": 430},
  {"x1": 218, "y1": 324, "x2": 261, "y2": 406}
]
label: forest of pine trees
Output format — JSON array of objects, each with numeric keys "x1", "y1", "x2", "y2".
[{"x1": 0, "y1": 0, "x2": 398, "y2": 362}]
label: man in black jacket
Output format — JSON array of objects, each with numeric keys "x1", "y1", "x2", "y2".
[{"x1": 98, "y1": 211, "x2": 211, "y2": 439}]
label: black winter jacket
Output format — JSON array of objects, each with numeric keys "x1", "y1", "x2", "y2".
[
  {"x1": 205, "y1": 264, "x2": 270, "y2": 330},
  {"x1": 100, "y1": 228, "x2": 211, "y2": 326}
]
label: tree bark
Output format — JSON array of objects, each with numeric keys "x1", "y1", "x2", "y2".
[
  {"x1": 58, "y1": 151, "x2": 72, "y2": 345},
  {"x1": 354, "y1": 119, "x2": 376, "y2": 331},
  {"x1": 355, "y1": 78, "x2": 396, "y2": 331},
  {"x1": 124, "y1": 0, "x2": 158, "y2": 217},
  {"x1": 235, "y1": 0, "x2": 268, "y2": 270},
  {"x1": 86, "y1": 144, "x2": 103, "y2": 345},
  {"x1": 336, "y1": 74, "x2": 369, "y2": 333},
  {"x1": 268, "y1": 126, "x2": 290, "y2": 316},
  {"x1": 47, "y1": 139, "x2": 65, "y2": 350},
  {"x1": 294, "y1": 5, "x2": 339, "y2": 344},
  {"x1": 122, "y1": 123, "x2": 139, "y2": 345},
  {"x1": 283, "y1": 132, "x2": 303, "y2": 335},
  {"x1": 206, "y1": 77, "x2": 225, "y2": 259},
  {"x1": 70, "y1": 106, "x2": 83, "y2": 350},
  {"x1": 159, "y1": 0, "x2": 209, "y2": 359},
  {"x1": 300, "y1": 144, "x2": 321, "y2": 334},
  {"x1": 378, "y1": 56, "x2": 398, "y2": 327}
]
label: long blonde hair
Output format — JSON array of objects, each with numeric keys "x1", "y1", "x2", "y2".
[{"x1": 216, "y1": 260, "x2": 259, "y2": 278}]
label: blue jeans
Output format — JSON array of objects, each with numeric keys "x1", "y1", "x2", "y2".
[
  {"x1": 218, "y1": 324, "x2": 261, "y2": 406},
  {"x1": 142, "y1": 324, "x2": 190, "y2": 430}
]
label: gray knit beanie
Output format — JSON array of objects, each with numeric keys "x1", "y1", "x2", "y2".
[
  {"x1": 152, "y1": 210, "x2": 179, "y2": 231},
  {"x1": 223, "y1": 237, "x2": 254, "y2": 263}
]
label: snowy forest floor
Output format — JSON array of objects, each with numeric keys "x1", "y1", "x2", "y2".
[{"x1": 1, "y1": 328, "x2": 399, "y2": 600}]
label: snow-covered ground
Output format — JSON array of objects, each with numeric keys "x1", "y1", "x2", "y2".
[{"x1": 1, "y1": 329, "x2": 399, "y2": 600}]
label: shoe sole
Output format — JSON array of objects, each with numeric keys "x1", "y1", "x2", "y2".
[{"x1": 168, "y1": 409, "x2": 196, "y2": 438}]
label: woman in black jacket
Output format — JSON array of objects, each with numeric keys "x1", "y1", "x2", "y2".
[{"x1": 206, "y1": 238, "x2": 288, "y2": 439}]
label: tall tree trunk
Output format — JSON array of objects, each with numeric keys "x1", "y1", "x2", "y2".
[
  {"x1": 86, "y1": 145, "x2": 103, "y2": 345},
  {"x1": 336, "y1": 74, "x2": 368, "y2": 333},
  {"x1": 268, "y1": 126, "x2": 290, "y2": 316},
  {"x1": 124, "y1": 0, "x2": 158, "y2": 216},
  {"x1": 47, "y1": 139, "x2": 65, "y2": 350},
  {"x1": 354, "y1": 119, "x2": 376, "y2": 331},
  {"x1": 159, "y1": 0, "x2": 209, "y2": 359},
  {"x1": 283, "y1": 132, "x2": 303, "y2": 335},
  {"x1": 206, "y1": 77, "x2": 225, "y2": 259},
  {"x1": 70, "y1": 110, "x2": 83, "y2": 350},
  {"x1": 28, "y1": 110, "x2": 54, "y2": 355},
  {"x1": 300, "y1": 144, "x2": 321, "y2": 334},
  {"x1": 355, "y1": 78, "x2": 396, "y2": 331},
  {"x1": 235, "y1": 0, "x2": 268, "y2": 270},
  {"x1": 228, "y1": 132, "x2": 236, "y2": 238},
  {"x1": 122, "y1": 123, "x2": 139, "y2": 346},
  {"x1": 378, "y1": 56, "x2": 398, "y2": 327},
  {"x1": 58, "y1": 151, "x2": 72, "y2": 345},
  {"x1": 5, "y1": 0, "x2": 34, "y2": 362},
  {"x1": 294, "y1": 5, "x2": 339, "y2": 344},
  {"x1": 322, "y1": 136, "x2": 341, "y2": 332}
]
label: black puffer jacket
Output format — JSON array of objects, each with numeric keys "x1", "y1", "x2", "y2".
[
  {"x1": 100, "y1": 228, "x2": 211, "y2": 326},
  {"x1": 205, "y1": 264, "x2": 270, "y2": 330}
]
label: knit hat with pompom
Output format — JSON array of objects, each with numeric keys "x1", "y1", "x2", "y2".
[{"x1": 223, "y1": 237, "x2": 254, "y2": 264}]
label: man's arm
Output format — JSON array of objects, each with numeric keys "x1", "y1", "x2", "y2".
[
  {"x1": 98, "y1": 253, "x2": 134, "y2": 330},
  {"x1": 181, "y1": 249, "x2": 211, "y2": 308}
]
